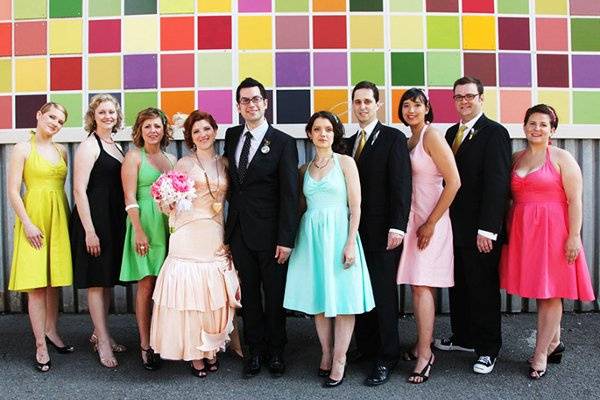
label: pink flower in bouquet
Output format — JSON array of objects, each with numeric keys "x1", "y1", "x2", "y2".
[{"x1": 151, "y1": 171, "x2": 197, "y2": 214}]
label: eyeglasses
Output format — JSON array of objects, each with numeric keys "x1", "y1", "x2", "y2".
[
  {"x1": 239, "y1": 96, "x2": 264, "y2": 105},
  {"x1": 453, "y1": 93, "x2": 480, "y2": 102}
]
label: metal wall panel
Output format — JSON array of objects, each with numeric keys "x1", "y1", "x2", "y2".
[{"x1": 1, "y1": 139, "x2": 598, "y2": 313}]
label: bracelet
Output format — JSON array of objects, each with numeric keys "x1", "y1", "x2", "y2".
[{"x1": 125, "y1": 204, "x2": 139, "y2": 211}]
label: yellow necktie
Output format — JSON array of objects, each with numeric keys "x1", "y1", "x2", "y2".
[
  {"x1": 354, "y1": 130, "x2": 367, "y2": 161},
  {"x1": 452, "y1": 125, "x2": 468, "y2": 154}
]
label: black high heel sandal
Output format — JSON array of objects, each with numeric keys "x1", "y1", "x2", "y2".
[
  {"x1": 190, "y1": 361, "x2": 208, "y2": 378},
  {"x1": 529, "y1": 366, "x2": 547, "y2": 380},
  {"x1": 408, "y1": 354, "x2": 434, "y2": 384},
  {"x1": 35, "y1": 357, "x2": 51, "y2": 372},
  {"x1": 318, "y1": 368, "x2": 331, "y2": 377},
  {"x1": 206, "y1": 357, "x2": 219, "y2": 372},
  {"x1": 547, "y1": 342, "x2": 565, "y2": 364},
  {"x1": 141, "y1": 347, "x2": 161, "y2": 371},
  {"x1": 45, "y1": 336, "x2": 75, "y2": 354}
]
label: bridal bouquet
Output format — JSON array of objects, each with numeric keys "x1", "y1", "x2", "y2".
[{"x1": 151, "y1": 171, "x2": 197, "y2": 214}]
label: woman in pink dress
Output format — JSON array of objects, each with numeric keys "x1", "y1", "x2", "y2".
[
  {"x1": 396, "y1": 89, "x2": 460, "y2": 384},
  {"x1": 500, "y1": 104, "x2": 595, "y2": 380}
]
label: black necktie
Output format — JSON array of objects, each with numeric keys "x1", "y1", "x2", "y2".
[{"x1": 238, "y1": 131, "x2": 252, "y2": 182}]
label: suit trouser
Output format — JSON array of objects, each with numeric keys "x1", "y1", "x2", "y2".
[
  {"x1": 355, "y1": 249, "x2": 401, "y2": 362},
  {"x1": 229, "y1": 227, "x2": 288, "y2": 356},
  {"x1": 449, "y1": 245, "x2": 502, "y2": 357}
]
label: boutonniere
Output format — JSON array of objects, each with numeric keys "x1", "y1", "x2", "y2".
[
  {"x1": 467, "y1": 128, "x2": 478, "y2": 141},
  {"x1": 261, "y1": 139, "x2": 271, "y2": 154}
]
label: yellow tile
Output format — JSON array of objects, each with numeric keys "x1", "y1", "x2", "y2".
[
  {"x1": 537, "y1": 90, "x2": 570, "y2": 124},
  {"x1": 462, "y1": 16, "x2": 496, "y2": 50},
  {"x1": 535, "y1": 0, "x2": 568, "y2": 15},
  {"x1": 390, "y1": 16, "x2": 423, "y2": 49},
  {"x1": 49, "y1": 19, "x2": 82, "y2": 55},
  {"x1": 124, "y1": 16, "x2": 158, "y2": 52},
  {"x1": 482, "y1": 87, "x2": 498, "y2": 121},
  {"x1": 0, "y1": 59, "x2": 12, "y2": 92},
  {"x1": 15, "y1": 58, "x2": 47, "y2": 92},
  {"x1": 314, "y1": 89, "x2": 349, "y2": 123},
  {"x1": 238, "y1": 16, "x2": 272, "y2": 50},
  {"x1": 238, "y1": 53, "x2": 273, "y2": 86},
  {"x1": 350, "y1": 16, "x2": 384, "y2": 49},
  {"x1": 198, "y1": 0, "x2": 231, "y2": 12},
  {"x1": 88, "y1": 56, "x2": 121, "y2": 90},
  {"x1": 160, "y1": 0, "x2": 194, "y2": 14}
]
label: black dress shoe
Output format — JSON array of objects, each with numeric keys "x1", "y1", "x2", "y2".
[
  {"x1": 243, "y1": 355, "x2": 262, "y2": 378},
  {"x1": 268, "y1": 355, "x2": 285, "y2": 377},
  {"x1": 364, "y1": 361, "x2": 395, "y2": 386},
  {"x1": 323, "y1": 373, "x2": 345, "y2": 388}
]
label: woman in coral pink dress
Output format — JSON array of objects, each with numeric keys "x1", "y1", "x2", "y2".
[
  {"x1": 500, "y1": 104, "x2": 595, "y2": 380},
  {"x1": 150, "y1": 111, "x2": 241, "y2": 377}
]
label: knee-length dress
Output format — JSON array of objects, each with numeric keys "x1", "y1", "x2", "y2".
[
  {"x1": 150, "y1": 160, "x2": 241, "y2": 361},
  {"x1": 70, "y1": 133, "x2": 126, "y2": 289},
  {"x1": 120, "y1": 149, "x2": 171, "y2": 281},
  {"x1": 500, "y1": 147, "x2": 595, "y2": 300},
  {"x1": 9, "y1": 135, "x2": 72, "y2": 291},
  {"x1": 283, "y1": 154, "x2": 375, "y2": 317},
  {"x1": 397, "y1": 127, "x2": 454, "y2": 287}
]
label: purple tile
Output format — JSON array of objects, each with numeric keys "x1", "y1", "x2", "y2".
[
  {"x1": 313, "y1": 52, "x2": 348, "y2": 86},
  {"x1": 498, "y1": 53, "x2": 531, "y2": 87},
  {"x1": 239, "y1": 0, "x2": 271, "y2": 12},
  {"x1": 276, "y1": 52, "x2": 310, "y2": 87},
  {"x1": 572, "y1": 55, "x2": 600, "y2": 88},
  {"x1": 124, "y1": 54, "x2": 157, "y2": 89},
  {"x1": 197, "y1": 90, "x2": 232, "y2": 124}
]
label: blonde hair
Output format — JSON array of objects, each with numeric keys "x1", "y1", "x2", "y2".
[
  {"x1": 39, "y1": 102, "x2": 68, "y2": 122},
  {"x1": 84, "y1": 94, "x2": 123, "y2": 133}
]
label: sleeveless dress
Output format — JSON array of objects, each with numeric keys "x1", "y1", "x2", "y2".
[
  {"x1": 120, "y1": 149, "x2": 171, "y2": 281},
  {"x1": 500, "y1": 147, "x2": 595, "y2": 301},
  {"x1": 70, "y1": 133, "x2": 126, "y2": 289},
  {"x1": 397, "y1": 126, "x2": 454, "y2": 287},
  {"x1": 9, "y1": 135, "x2": 72, "y2": 291},
  {"x1": 150, "y1": 160, "x2": 241, "y2": 361},
  {"x1": 283, "y1": 154, "x2": 375, "y2": 317}
]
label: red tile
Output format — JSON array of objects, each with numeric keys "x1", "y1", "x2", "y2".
[
  {"x1": 428, "y1": 89, "x2": 457, "y2": 123},
  {"x1": 462, "y1": 0, "x2": 494, "y2": 13},
  {"x1": 14, "y1": 21, "x2": 47, "y2": 56},
  {"x1": 426, "y1": 0, "x2": 458, "y2": 12},
  {"x1": 161, "y1": 17, "x2": 194, "y2": 51},
  {"x1": 463, "y1": 53, "x2": 497, "y2": 86},
  {"x1": 89, "y1": 20, "x2": 121, "y2": 53},
  {"x1": 161, "y1": 54, "x2": 194, "y2": 88},
  {"x1": 498, "y1": 17, "x2": 530, "y2": 50},
  {"x1": 50, "y1": 57, "x2": 82, "y2": 91},
  {"x1": 0, "y1": 23, "x2": 11, "y2": 56},
  {"x1": 537, "y1": 54, "x2": 569, "y2": 88},
  {"x1": 313, "y1": 16, "x2": 346, "y2": 49},
  {"x1": 198, "y1": 16, "x2": 231, "y2": 50}
]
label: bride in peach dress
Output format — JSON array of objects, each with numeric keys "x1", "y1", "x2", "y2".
[{"x1": 150, "y1": 111, "x2": 241, "y2": 377}]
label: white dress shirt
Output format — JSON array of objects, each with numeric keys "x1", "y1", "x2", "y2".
[{"x1": 235, "y1": 119, "x2": 269, "y2": 167}]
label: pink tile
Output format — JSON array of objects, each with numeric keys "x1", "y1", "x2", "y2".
[
  {"x1": 570, "y1": 0, "x2": 600, "y2": 16},
  {"x1": 0, "y1": 96, "x2": 12, "y2": 129},
  {"x1": 14, "y1": 21, "x2": 47, "y2": 56},
  {"x1": 500, "y1": 90, "x2": 531, "y2": 123},
  {"x1": 276, "y1": 16, "x2": 309, "y2": 49},
  {"x1": 239, "y1": 0, "x2": 271, "y2": 12},
  {"x1": 0, "y1": 0, "x2": 11, "y2": 21},
  {"x1": 536, "y1": 18, "x2": 568, "y2": 51},
  {"x1": 197, "y1": 90, "x2": 232, "y2": 124}
]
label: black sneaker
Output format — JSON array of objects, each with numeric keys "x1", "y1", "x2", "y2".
[
  {"x1": 433, "y1": 338, "x2": 474, "y2": 352},
  {"x1": 473, "y1": 355, "x2": 496, "y2": 374}
]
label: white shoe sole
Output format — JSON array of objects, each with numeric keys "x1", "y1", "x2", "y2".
[
  {"x1": 473, "y1": 363, "x2": 495, "y2": 374},
  {"x1": 433, "y1": 339, "x2": 475, "y2": 352}
]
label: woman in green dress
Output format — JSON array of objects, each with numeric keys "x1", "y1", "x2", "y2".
[{"x1": 120, "y1": 108, "x2": 176, "y2": 370}]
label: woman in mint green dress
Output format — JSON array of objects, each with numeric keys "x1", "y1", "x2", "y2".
[
  {"x1": 284, "y1": 111, "x2": 374, "y2": 387},
  {"x1": 120, "y1": 108, "x2": 176, "y2": 370}
]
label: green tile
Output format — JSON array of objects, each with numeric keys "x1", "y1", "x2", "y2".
[
  {"x1": 573, "y1": 92, "x2": 600, "y2": 124},
  {"x1": 389, "y1": 0, "x2": 422, "y2": 12},
  {"x1": 275, "y1": 0, "x2": 309, "y2": 12},
  {"x1": 124, "y1": 0, "x2": 157, "y2": 15},
  {"x1": 426, "y1": 16, "x2": 460, "y2": 49},
  {"x1": 50, "y1": 93, "x2": 82, "y2": 128},
  {"x1": 350, "y1": 52, "x2": 385, "y2": 85},
  {"x1": 391, "y1": 52, "x2": 424, "y2": 86},
  {"x1": 350, "y1": 0, "x2": 383, "y2": 12},
  {"x1": 571, "y1": 19, "x2": 600, "y2": 51},
  {"x1": 124, "y1": 92, "x2": 158, "y2": 126},
  {"x1": 50, "y1": 0, "x2": 82, "y2": 18},
  {"x1": 0, "y1": 59, "x2": 12, "y2": 92},
  {"x1": 427, "y1": 52, "x2": 461, "y2": 86},
  {"x1": 89, "y1": 0, "x2": 121, "y2": 17},
  {"x1": 497, "y1": 0, "x2": 528, "y2": 14},
  {"x1": 197, "y1": 52, "x2": 232, "y2": 87},
  {"x1": 14, "y1": 0, "x2": 47, "y2": 19}
]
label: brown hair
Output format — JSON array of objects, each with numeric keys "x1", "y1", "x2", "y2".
[
  {"x1": 84, "y1": 94, "x2": 123, "y2": 133},
  {"x1": 453, "y1": 76, "x2": 484, "y2": 95},
  {"x1": 182, "y1": 110, "x2": 218, "y2": 149},
  {"x1": 305, "y1": 111, "x2": 347, "y2": 154},
  {"x1": 131, "y1": 108, "x2": 172, "y2": 148},
  {"x1": 39, "y1": 102, "x2": 69, "y2": 122},
  {"x1": 524, "y1": 104, "x2": 559, "y2": 130}
]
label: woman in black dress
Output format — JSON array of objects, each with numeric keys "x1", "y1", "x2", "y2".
[{"x1": 70, "y1": 94, "x2": 126, "y2": 368}]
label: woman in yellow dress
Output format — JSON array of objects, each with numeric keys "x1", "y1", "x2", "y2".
[{"x1": 8, "y1": 102, "x2": 74, "y2": 372}]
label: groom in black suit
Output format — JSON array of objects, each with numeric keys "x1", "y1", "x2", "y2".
[
  {"x1": 434, "y1": 76, "x2": 511, "y2": 375},
  {"x1": 224, "y1": 77, "x2": 299, "y2": 378},
  {"x1": 346, "y1": 81, "x2": 412, "y2": 386}
]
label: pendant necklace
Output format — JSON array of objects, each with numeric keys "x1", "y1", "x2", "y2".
[
  {"x1": 313, "y1": 153, "x2": 333, "y2": 169},
  {"x1": 195, "y1": 152, "x2": 223, "y2": 213}
]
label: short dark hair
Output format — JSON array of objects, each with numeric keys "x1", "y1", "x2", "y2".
[
  {"x1": 352, "y1": 80, "x2": 379, "y2": 102},
  {"x1": 236, "y1": 77, "x2": 267, "y2": 103},
  {"x1": 131, "y1": 108, "x2": 172, "y2": 149},
  {"x1": 398, "y1": 88, "x2": 434, "y2": 126},
  {"x1": 305, "y1": 111, "x2": 347, "y2": 154},
  {"x1": 182, "y1": 110, "x2": 218, "y2": 149},
  {"x1": 453, "y1": 76, "x2": 484, "y2": 95},
  {"x1": 524, "y1": 104, "x2": 559, "y2": 130}
]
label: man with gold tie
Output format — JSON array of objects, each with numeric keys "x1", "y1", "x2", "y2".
[
  {"x1": 434, "y1": 76, "x2": 511, "y2": 375},
  {"x1": 345, "y1": 81, "x2": 412, "y2": 386}
]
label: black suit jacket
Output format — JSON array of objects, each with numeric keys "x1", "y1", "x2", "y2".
[
  {"x1": 224, "y1": 124, "x2": 299, "y2": 251},
  {"x1": 445, "y1": 114, "x2": 511, "y2": 247},
  {"x1": 345, "y1": 122, "x2": 412, "y2": 252}
]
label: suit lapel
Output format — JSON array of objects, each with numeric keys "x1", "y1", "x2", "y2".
[
  {"x1": 357, "y1": 121, "x2": 381, "y2": 161},
  {"x1": 455, "y1": 114, "x2": 489, "y2": 157},
  {"x1": 228, "y1": 126, "x2": 244, "y2": 182}
]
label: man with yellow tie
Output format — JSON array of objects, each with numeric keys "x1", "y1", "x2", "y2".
[
  {"x1": 345, "y1": 81, "x2": 412, "y2": 386},
  {"x1": 434, "y1": 76, "x2": 511, "y2": 375}
]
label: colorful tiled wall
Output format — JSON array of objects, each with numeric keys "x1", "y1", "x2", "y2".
[{"x1": 1, "y1": 0, "x2": 600, "y2": 132}]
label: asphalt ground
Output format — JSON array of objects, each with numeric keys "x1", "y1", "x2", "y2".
[{"x1": 1, "y1": 313, "x2": 599, "y2": 400}]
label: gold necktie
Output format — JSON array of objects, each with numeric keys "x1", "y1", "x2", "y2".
[
  {"x1": 354, "y1": 129, "x2": 367, "y2": 161},
  {"x1": 451, "y1": 124, "x2": 468, "y2": 154}
]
